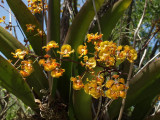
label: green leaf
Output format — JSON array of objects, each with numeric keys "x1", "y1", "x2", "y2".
[
  {"x1": 26, "y1": 61, "x2": 49, "y2": 98},
  {"x1": 0, "y1": 26, "x2": 25, "y2": 62},
  {"x1": 0, "y1": 55, "x2": 37, "y2": 110},
  {"x1": 47, "y1": 0, "x2": 60, "y2": 98},
  {"x1": 64, "y1": 0, "x2": 105, "y2": 51},
  {"x1": 73, "y1": 90, "x2": 92, "y2": 120},
  {"x1": 91, "y1": 0, "x2": 132, "y2": 40},
  {"x1": 0, "y1": 26, "x2": 48, "y2": 99},
  {"x1": 47, "y1": 0, "x2": 60, "y2": 44},
  {"x1": 103, "y1": 0, "x2": 132, "y2": 40},
  {"x1": 6, "y1": 0, "x2": 46, "y2": 55},
  {"x1": 130, "y1": 98, "x2": 153, "y2": 120}
]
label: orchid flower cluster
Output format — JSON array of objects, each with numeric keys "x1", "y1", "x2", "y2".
[
  {"x1": 70, "y1": 33, "x2": 137, "y2": 99},
  {"x1": 11, "y1": 23, "x2": 75, "y2": 78},
  {"x1": 11, "y1": 40, "x2": 73, "y2": 78},
  {"x1": 11, "y1": 31, "x2": 137, "y2": 100},
  {"x1": 26, "y1": 24, "x2": 44, "y2": 37},
  {"x1": 27, "y1": 0, "x2": 48, "y2": 14},
  {"x1": 11, "y1": 49, "x2": 34, "y2": 77}
]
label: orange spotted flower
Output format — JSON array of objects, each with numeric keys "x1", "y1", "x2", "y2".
[
  {"x1": 116, "y1": 45, "x2": 137, "y2": 62},
  {"x1": 27, "y1": 0, "x2": 48, "y2": 14},
  {"x1": 42, "y1": 41, "x2": 59, "y2": 52},
  {"x1": 57, "y1": 44, "x2": 74, "y2": 57},
  {"x1": 81, "y1": 57, "x2": 97, "y2": 69},
  {"x1": 51, "y1": 68, "x2": 65, "y2": 78},
  {"x1": 87, "y1": 33, "x2": 103, "y2": 43},
  {"x1": 70, "y1": 76, "x2": 84, "y2": 90},
  {"x1": 26, "y1": 24, "x2": 36, "y2": 32},
  {"x1": 39, "y1": 58, "x2": 59, "y2": 71},
  {"x1": 84, "y1": 79, "x2": 103, "y2": 99},
  {"x1": 39, "y1": 56, "x2": 65, "y2": 78},
  {"x1": 20, "y1": 60, "x2": 34, "y2": 77},
  {"x1": 11, "y1": 49, "x2": 28, "y2": 59},
  {"x1": 77, "y1": 44, "x2": 88, "y2": 58},
  {"x1": 105, "y1": 75, "x2": 127, "y2": 99},
  {"x1": 37, "y1": 29, "x2": 44, "y2": 37}
]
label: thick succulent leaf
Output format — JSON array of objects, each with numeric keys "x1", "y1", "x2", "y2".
[
  {"x1": 102, "y1": 0, "x2": 132, "y2": 40},
  {"x1": 26, "y1": 61, "x2": 48, "y2": 98},
  {"x1": 47, "y1": 0, "x2": 60, "y2": 97},
  {"x1": 0, "y1": 26, "x2": 25, "y2": 62},
  {"x1": 64, "y1": 0, "x2": 105, "y2": 50},
  {"x1": 130, "y1": 98, "x2": 153, "y2": 120},
  {"x1": 109, "y1": 58, "x2": 160, "y2": 119},
  {"x1": 91, "y1": 0, "x2": 132, "y2": 40},
  {"x1": 6, "y1": 0, "x2": 46, "y2": 55},
  {"x1": 0, "y1": 26, "x2": 48, "y2": 99},
  {"x1": 0, "y1": 55, "x2": 37, "y2": 110},
  {"x1": 47, "y1": 0, "x2": 60, "y2": 44},
  {"x1": 73, "y1": 90, "x2": 92, "y2": 120}
]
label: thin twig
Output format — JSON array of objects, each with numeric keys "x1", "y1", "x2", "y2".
[
  {"x1": 16, "y1": 20, "x2": 27, "y2": 40},
  {"x1": 92, "y1": 0, "x2": 102, "y2": 35},
  {"x1": 101, "y1": 99, "x2": 113, "y2": 112},
  {"x1": 44, "y1": 0, "x2": 53, "y2": 96},
  {"x1": 13, "y1": 26, "x2": 18, "y2": 39},
  {"x1": 154, "y1": 101, "x2": 160, "y2": 114},
  {"x1": 140, "y1": 28, "x2": 160, "y2": 52},
  {"x1": 118, "y1": 0, "x2": 148, "y2": 119},
  {"x1": 134, "y1": 52, "x2": 160, "y2": 78},
  {"x1": 67, "y1": 0, "x2": 74, "y2": 19},
  {"x1": 133, "y1": 0, "x2": 148, "y2": 48},
  {"x1": 92, "y1": 103, "x2": 96, "y2": 117},
  {"x1": 0, "y1": 94, "x2": 9, "y2": 100},
  {"x1": 14, "y1": 59, "x2": 20, "y2": 66},
  {"x1": 0, "y1": 101, "x2": 16, "y2": 118},
  {"x1": 9, "y1": 8, "x2": 12, "y2": 34},
  {"x1": 42, "y1": 0, "x2": 45, "y2": 49},
  {"x1": 94, "y1": 96, "x2": 102, "y2": 120},
  {"x1": 138, "y1": 48, "x2": 147, "y2": 68},
  {"x1": 0, "y1": 4, "x2": 16, "y2": 19}
]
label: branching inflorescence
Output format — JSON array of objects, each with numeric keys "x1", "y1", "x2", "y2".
[
  {"x1": 71, "y1": 33, "x2": 137, "y2": 100},
  {"x1": 11, "y1": 30, "x2": 137, "y2": 100}
]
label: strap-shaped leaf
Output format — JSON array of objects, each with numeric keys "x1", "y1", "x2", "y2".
[
  {"x1": 73, "y1": 90, "x2": 92, "y2": 120},
  {"x1": 47, "y1": 0, "x2": 60, "y2": 44},
  {"x1": 6, "y1": 0, "x2": 46, "y2": 55},
  {"x1": 91, "y1": 0, "x2": 132, "y2": 40},
  {"x1": 64, "y1": 0, "x2": 105, "y2": 50},
  {"x1": 103, "y1": 0, "x2": 132, "y2": 40},
  {"x1": 0, "y1": 55, "x2": 37, "y2": 110},
  {"x1": 0, "y1": 26, "x2": 25, "y2": 62},
  {"x1": 0, "y1": 26, "x2": 48, "y2": 99},
  {"x1": 47, "y1": 0, "x2": 60, "y2": 98}
]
